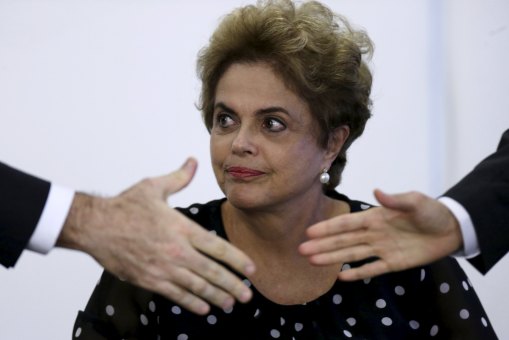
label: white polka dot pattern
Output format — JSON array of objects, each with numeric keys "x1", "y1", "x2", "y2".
[
  {"x1": 409, "y1": 320, "x2": 420, "y2": 329},
  {"x1": 105, "y1": 305, "x2": 115, "y2": 316},
  {"x1": 72, "y1": 200, "x2": 498, "y2": 339},
  {"x1": 460, "y1": 309, "x2": 470, "y2": 319},
  {"x1": 270, "y1": 329, "x2": 280, "y2": 338},
  {"x1": 207, "y1": 315, "x2": 217, "y2": 325},
  {"x1": 439, "y1": 282, "x2": 450, "y2": 293},
  {"x1": 381, "y1": 317, "x2": 392, "y2": 326},
  {"x1": 394, "y1": 286, "x2": 405, "y2": 296},
  {"x1": 140, "y1": 314, "x2": 148, "y2": 326},
  {"x1": 375, "y1": 299, "x2": 386, "y2": 309},
  {"x1": 430, "y1": 325, "x2": 439, "y2": 336}
]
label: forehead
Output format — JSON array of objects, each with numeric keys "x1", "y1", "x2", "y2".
[{"x1": 214, "y1": 62, "x2": 310, "y2": 115}]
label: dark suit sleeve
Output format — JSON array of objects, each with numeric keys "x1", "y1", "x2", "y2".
[
  {"x1": 0, "y1": 162, "x2": 51, "y2": 268},
  {"x1": 445, "y1": 129, "x2": 509, "y2": 274}
]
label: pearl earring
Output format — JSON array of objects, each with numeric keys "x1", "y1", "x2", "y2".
[{"x1": 319, "y1": 168, "x2": 330, "y2": 184}]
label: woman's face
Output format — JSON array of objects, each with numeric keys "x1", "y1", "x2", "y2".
[{"x1": 210, "y1": 62, "x2": 337, "y2": 211}]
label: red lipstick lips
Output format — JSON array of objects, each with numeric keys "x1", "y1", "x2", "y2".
[{"x1": 226, "y1": 166, "x2": 265, "y2": 179}]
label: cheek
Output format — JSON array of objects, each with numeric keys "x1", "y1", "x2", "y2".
[
  {"x1": 210, "y1": 138, "x2": 225, "y2": 187},
  {"x1": 283, "y1": 141, "x2": 325, "y2": 172},
  {"x1": 210, "y1": 136, "x2": 229, "y2": 167}
]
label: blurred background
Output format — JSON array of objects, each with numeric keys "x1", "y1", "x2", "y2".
[{"x1": 1, "y1": 0, "x2": 508, "y2": 338}]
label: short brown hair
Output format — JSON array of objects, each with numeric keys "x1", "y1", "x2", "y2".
[{"x1": 197, "y1": 0, "x2": 373, "y2": 188}]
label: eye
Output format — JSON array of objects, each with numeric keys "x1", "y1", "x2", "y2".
[
  {"x1": 263, "y1": 117, "x2": 286, "y2": 132},
  {"x1": 215, "y1": 113, "x2": 236, "y2": 129}
]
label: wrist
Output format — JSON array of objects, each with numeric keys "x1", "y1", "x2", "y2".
[
  {"x1": 438, "y1": 196, "x2": 479, "y2": 257},
  {"x1": 56, "y1": 192, "x2": 105, "y2": 252},
  {"x1": 444, "y1": 208, "x2": 463, "y2": 254}
]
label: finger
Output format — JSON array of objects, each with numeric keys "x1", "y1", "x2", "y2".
[
  {"x1": 168, "y1": 265, "x2": 237, "y2": 310},
  {"x1": 150, "y1": 278, "x2": 211, "y2": 315},
  {"x1": 190, "y1": 229, "x2": 255, "y2": 302},
  {"x1": 306, "y1": 212, "x2": 367, "y2": 238},
  {"x1": 156, "y1": 157, "x2": 198, "y2": 197},
  {"x1": 308, "y1": 244, "x2": 375, "y2": 266},
  {"x1": 374, "y1": 189, "x2": 415, "y2": 212},
  {"x1": 191, "y1": 226, "x2": 256, "y2": 278},
  {"x1": 337, "y1": 260, "x2": 391, "y2": 281},
  {"x1": 299, "y1": 230, "x2": 366, "y2": 255},
  {"x1": 190, "y1": 251, "x2": 252, "y2": 304}
]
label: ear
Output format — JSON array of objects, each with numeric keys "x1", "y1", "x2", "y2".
[{"x1": 324, "y1": 125, "x2": 350, "y2": 164}]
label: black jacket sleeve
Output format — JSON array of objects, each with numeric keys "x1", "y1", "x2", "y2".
[
  {"x1": 445, "y1": 129, "x2": 509, "y2": 274},
  {"x1": 0, "y1": 162, "x2": 51, "y2": 268}
]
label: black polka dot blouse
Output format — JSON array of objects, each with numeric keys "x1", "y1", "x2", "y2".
[{"x1": 73, "y1": 192, "x2": 498, "y2": 339}]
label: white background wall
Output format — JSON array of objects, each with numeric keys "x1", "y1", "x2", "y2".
[{"x1": 0, "y1": 0, "x2": 507, "y2": 338}]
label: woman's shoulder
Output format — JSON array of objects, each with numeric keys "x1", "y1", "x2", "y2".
[
  {"x1": 175, "y1": 198, "x2": 226, "y2": 234},
  {"x1": 326, "y1": 190, "x2": 375, "y2": 213}
]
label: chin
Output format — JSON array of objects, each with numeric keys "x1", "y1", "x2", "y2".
[{"x1": 225, "y1": 188, "x2": 270, "y2": 211}]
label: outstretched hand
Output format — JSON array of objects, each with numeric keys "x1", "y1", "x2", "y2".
[
  {"x1": 57, "y1": 158, "x2": 255, "y2": 315},
  {"x1": 299, "y1": 189, "x2": 463, "y2": 281}
]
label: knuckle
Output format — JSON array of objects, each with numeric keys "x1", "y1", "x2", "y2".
[
  {"x1": 140, "y1": 177, "x2": 160, "y2": 192},
  {"x1": 139, "y1": 177, "x2": 153, "y2": 187},
  {"x1": 165, "y1": 243, "x2": 188, "y2": 262},
  {"x1": 190, "y1": 279, "x2": 209, "y2": 296},
  {"x1": 161, "y1": 282, "x2": 185, "y2": 302},
  {"x1": 323, "y1": 221, "x2": 335, "y2": 234},
  {"x1": 409, "y1": 191, "x2": 425, "y2": 204},
  {"x1": 332, "y1": 236, "x2": 344, "y2": 248},
  {"x1": 177, "y1": 291, "x2": 195, "y2": 308},
  {"x1": 213, "y1": 241, "x2": 228, "y2": 259},
  {"x1": 206, "y1": 263, "x2": 224, "y2": 282}
]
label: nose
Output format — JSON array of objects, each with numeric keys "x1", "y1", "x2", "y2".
[{"x1": 231, "y1": 125, "x2": 257, "y2": 156}]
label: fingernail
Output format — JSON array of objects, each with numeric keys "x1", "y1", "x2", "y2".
[
  {"x1": 245, "y1": 264, "x2": 255, "y2": 275},
  {"x1": 197, "y1": 303, "x2": 210, "y2": 315},
  {"x1": 181, "y1": 158, "x2": 191, "y2": 170},
  {"x1": 240, "y1": 289, "x2": 252, "y2": 302},
  {"x1": 222, "y1": 297, "x2": 234, "y2": 310}
]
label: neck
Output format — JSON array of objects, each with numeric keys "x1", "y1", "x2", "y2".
[{"x1": 222, "y1": 189, "x2": 346, "y2": 256}]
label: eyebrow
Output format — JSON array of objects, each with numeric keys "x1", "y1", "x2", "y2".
[
  {"x1": 214, "y1": 102, "x2": 291, "y2": 117},
  {"x1": 214, "y1": 102, "x2": 235, "y2": 114}
]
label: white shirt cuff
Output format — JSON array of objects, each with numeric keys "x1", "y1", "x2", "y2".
[
  {"x1": 27, "y1": 184, "x2": 75, "y2": 254},
  {"x1": 438, "y1": 196, "x2": 480, "y2": 258}
]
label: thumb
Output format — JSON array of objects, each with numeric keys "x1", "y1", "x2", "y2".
[
  {"x1": 374, "y1": 189, "x2": 414, "y2": 212},
  {"x1": 159, "y1": 157, "x2": 198, "y2": 197}
]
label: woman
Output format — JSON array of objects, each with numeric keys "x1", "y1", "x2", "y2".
[{"x1": 73, "y1": 1, "x2": 497, "y2": 338}]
